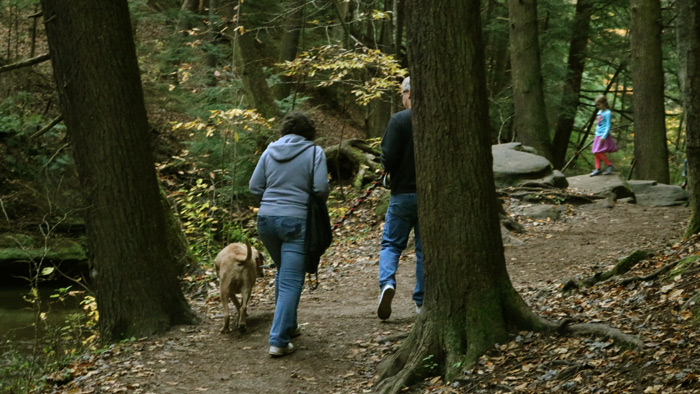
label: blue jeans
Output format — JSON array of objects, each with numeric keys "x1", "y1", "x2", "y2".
[
  {"x1": 257, "y1": 215, "x2": 306, "y2": 348},
  {"x1": 378, "y1": 193, "x2": 424, "y2": 306}
]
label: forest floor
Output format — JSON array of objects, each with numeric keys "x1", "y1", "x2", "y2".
[{"x1": 41, "y1": 186, "x2": 700, "y2": 394}]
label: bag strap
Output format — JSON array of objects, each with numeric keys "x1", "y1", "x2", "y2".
[
  {"x1": 307, "y1": 145, "x2": 319, "y2": 290},
  {"x1": 308, "y1": 145, "x2": 316, "y2": 195}
]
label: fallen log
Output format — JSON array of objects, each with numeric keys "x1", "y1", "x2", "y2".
[{"x1": 325, "y1": 139, "x2": 382, "y2": 186}]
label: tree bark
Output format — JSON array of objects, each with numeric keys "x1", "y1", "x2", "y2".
[
  {"x1": 551, "y1": 0, "x2": 593, "y2": 169},
  {"x1": 508, "y1": 0, "x2": 553, "y2": 161},
  {"x1": 678, "y1": 0, "x2": 700, "y2": 236},
  {"x1": 39, "y1": 0, "x2": 197, "y2": 342},
  {"x1": 630, "y1": 0, "x2": 670, "y2": 183},
  {"x1": 375, "y1": 1, "x2": 554, "y2": 392}
]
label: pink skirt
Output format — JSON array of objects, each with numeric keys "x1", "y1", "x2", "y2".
[{"x1": 592, "y1": 135, "x2": 617, "y2": 153}]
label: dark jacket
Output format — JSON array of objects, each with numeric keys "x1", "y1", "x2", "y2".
[{"x1": 380, "y1": 109, "x2": 416, "y2": 194}]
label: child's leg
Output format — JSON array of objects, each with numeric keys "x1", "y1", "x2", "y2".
[
  {"x1": 598, "y1": 152, "x2": 612, "y2": 167},
  {"x1": 594, "y1": 153, "x2": 602, "y2": 169}
]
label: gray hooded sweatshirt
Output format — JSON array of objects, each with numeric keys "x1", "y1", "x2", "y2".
[{"x1": 249, "y1": 134, "x2": 329, "y2": 219}]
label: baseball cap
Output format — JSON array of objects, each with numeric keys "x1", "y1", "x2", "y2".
[{"x1": 401, "y1": 77, "x2": 410, "y2": 92}]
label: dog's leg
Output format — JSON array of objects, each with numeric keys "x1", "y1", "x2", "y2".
[
  {"x1": 220, "y1": 286, "x2": 232, "y2": 333},
  {"x1": 231, "y1": 293, "x2": 243, "y2": 330},
  {"x1": 238, "y1": 285, "x2": 252, "y2": 331}
]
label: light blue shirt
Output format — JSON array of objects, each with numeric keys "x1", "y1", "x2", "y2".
[{"x1": 595, "y1": 109, "x2": 611, "y2": 139}]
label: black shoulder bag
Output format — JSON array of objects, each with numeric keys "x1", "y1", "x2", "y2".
[{"x1": 305, "y1": 146, "x2": 333, "y2": 289}]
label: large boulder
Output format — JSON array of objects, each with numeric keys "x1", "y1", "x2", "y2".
[
  {"x1": 566, "y1": 174, "x2": 635, "y2": 201},
  {"x1": 492, "y1": 143, "x2": 567, "y2": 189},
  {"x1": 627, "y1": 180, "x2": 688, "y2": 207},
  {"x1": 566, "y1": 175, "x2": 689, "y2": 207}
]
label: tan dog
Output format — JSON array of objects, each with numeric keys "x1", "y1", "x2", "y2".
[{"x1": 214, "y1": 241, "x2": 265, "y2": 333}]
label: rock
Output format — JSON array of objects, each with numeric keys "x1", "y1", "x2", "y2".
[
  {"x1": 566, "y1": 174, "x2": 635, "y2": 202},
  {"x1": 501, "y1": 225, "x2": 523, "y2": 246},
  {"x1": 627, "y1": 180, "x2": 688, "y2": 207},
  {"x1": 492, "y1": 143, "x2": 564, "y2": 189},
  {"x1": 0, "y1": 234, "x2": 88, "y2": 282}
]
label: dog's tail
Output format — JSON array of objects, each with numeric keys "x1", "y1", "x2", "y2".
[{"x1": 243, "y1": 240, "x2": 252, "y2": 265}]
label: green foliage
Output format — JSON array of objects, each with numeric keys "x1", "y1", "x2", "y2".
[
  {"x1": 422, "y1": 354, "x2": 439, "y2": 372},
  {"x1": 279, "y1": 44, "x2": 407, "y2": 106},
  {"x1": 172, "y1": 178, "x2": 220, "y2": 261}
]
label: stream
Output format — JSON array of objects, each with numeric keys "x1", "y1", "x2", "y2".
[{"x1": 0, "y1": 283, "x2": 84, "y2": 354}]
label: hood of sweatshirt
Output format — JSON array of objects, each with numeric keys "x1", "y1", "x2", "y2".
[{"x1": 267, "y1": 134, "x2": 315, "y2": 162}]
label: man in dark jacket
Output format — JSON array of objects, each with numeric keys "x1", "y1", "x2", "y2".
[{"x1": 377, "y1": 77, "x2": 424, "y2": 320}]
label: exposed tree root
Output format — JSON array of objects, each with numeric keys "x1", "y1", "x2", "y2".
[
  {"x1": 375, "y1": 320, "x2": 442, "y2": 394},
  {"x1": 682, "y1": 291, "x2": 700, "y2": 314},
  {"x1": 620, "y1": 255, "x2": 699, "y2": 286},
  {"x1": 375, "y1": 294, "x2": 646, "y2": 394},
  {"x1": 562, "y1": 250, "x2": 651, "y2": 292},
  {"x1": 619, "y1": 259, "x2": 676, "y2": 285},
  {"x1": 561, "y1": 321, "x2": 645, "y2": 348}
]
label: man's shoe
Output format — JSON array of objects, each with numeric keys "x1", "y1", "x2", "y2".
[
  {"x1": 269, "y1": 343, "x2": 295, "y2": 357},
  {"x1": 415, "y1": 304, "x2": 422, "y2": 314},
  {"x1": 377, "y1": 285, "x2": 395, "y2": 320},
  {"x1": 603, "y1": 165, "x2": 615, "y2": 175},
  {"x1": 589, "y1": 169, "x2": 602, "y2": 176}
]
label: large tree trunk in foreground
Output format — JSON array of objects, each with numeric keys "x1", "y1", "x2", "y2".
[
  {"x1": 679, "y1": 0, "x2": 700, "y2": 236},
  {"x1": 508, "y1": 0, "x2": 553, "y2": 162},
  {"x1": 375, "y1": 1, "x2": 553, "y2": 392},
  {"x1": 551, "y1": 0, "x2": 592, "y2": 169},
  {"x1": 40, "y1": 0, "x2": 197, "y2": 342},
  {"x1": 630, "y1": 0, "x2": 670, "y2": 183}
]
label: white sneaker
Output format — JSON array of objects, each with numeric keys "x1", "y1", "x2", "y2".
[
  {"x1": 377, "y1": 285, "x2": 395, "y2": 320},
  {"x1": 415, "y1": 304, "x2": 422, "y2": 314},
  {"x1": 269, "y1": 343, "x2": 295, "y2": 357}
]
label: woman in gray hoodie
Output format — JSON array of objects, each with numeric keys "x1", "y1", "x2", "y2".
[{"x1": 249, "y1": 111, "x2": 329, "y2": 357}]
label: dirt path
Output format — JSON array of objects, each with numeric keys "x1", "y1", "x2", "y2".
[{"x1": 52, "y1": 198, "x2": 690, "y2": 394}]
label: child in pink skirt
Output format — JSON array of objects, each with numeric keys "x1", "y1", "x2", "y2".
[{"x1": 590, "y1": 95, "x2": 617, "y2": 176}]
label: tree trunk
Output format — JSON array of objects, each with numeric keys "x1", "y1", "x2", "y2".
[
  {"x1": 234, "y1": 1, "x2": 280, "y2": 118},
  {"x1": 551, "y1": 0, "x2": 592, "y2": 169},
  {"x1": 181, "y1": 0, "x2": 200, "y2": 13},
  {"x1": 508, "y1": 0, "x2": 553, "y2": 162},
  {"x1": 273, "y1": 0, "x2": 305, "y2": 100},
  {"x1": 376, "y1": 1, "x2": 554, "y2": 392},
  {"x1": 484, "y1": 0, "x2": 510, "y2": 103},
  {"x1": 679, "y1": 0, "x2": 700, "y2": 236},
  {"x1": 366, "y1": 0, "x2": 394, "y2": 138},
  {"x1": 39, "y1": 0, "x2": 197, "y2": 342},
  {"x1": 235, "y1": 32, "x2": 279, "y2": 118},
  {"x1": 630, "y1": 0, "x2": 669, "y2": 183}
]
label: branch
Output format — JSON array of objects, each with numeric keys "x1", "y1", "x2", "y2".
[
  {"x1": 31, "y1": 115, "x2": 64, "y2": 139},
  {"x1": 562, "y1": 250, "x2": 651, "y2": 292},
  {"x1": 620, "y1": 259, "x2": 676, "y2": 285},
  {"x1": 0, "y1": 53, "x2": 50, "y2": 74}
]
